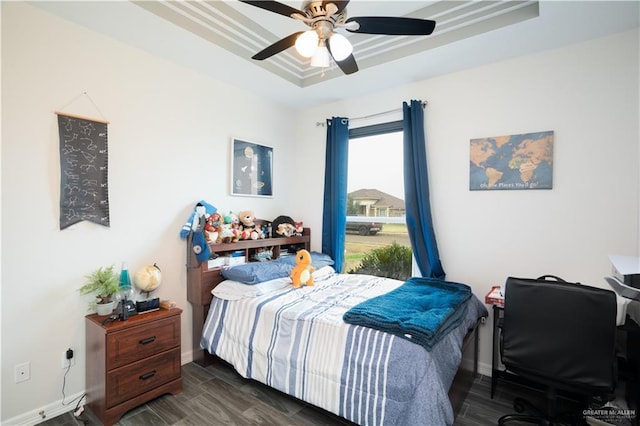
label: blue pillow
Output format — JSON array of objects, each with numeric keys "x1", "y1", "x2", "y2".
[
  {"x1": 276, "y1": 251, "x2": 335, "y2": 269},
  {"x1": 221, "y1": 261, "x2": 293, "y2": 285}
]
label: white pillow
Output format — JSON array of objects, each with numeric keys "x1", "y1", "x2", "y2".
[
  {"x1": 212, "y1": 277, "x2": 290, "y2": 300},
  {"x1": 212, "y1": 266, "x2": 336, "y2": 300},
  {"x1": 312, "y1": 265, "x2": 336, "y2": 282}
]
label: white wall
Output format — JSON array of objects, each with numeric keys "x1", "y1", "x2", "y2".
[
  {"x1": 1, "y1": 3, "x2": 298, "y2": 423},
  {"x1": 2, "y1": 1, "x2": 639, "y2": 424},
  {"x1": 294, "y1": 29, "x2": 640, "y2": 377}
]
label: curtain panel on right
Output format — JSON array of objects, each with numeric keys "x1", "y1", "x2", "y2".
[{"x1": 403, "y1": 100, "x2": 445, "y2": 279}]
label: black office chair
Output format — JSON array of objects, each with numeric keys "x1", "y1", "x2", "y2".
[{"x1": 498, "y1": 276, "x2": 618, "y2": 425}]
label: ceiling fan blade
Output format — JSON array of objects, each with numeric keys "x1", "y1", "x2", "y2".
[
  {"x1": 345, "y1": 16, "x2": 436, "y2": 35},
  {"x1": 238, "y1": 1, "x2": 304, "y2": 19},
  {"x1": 326, "y1": 39, "x2": 358, "y2": 75},
  {"x1": 322, "y1": 0, "x2": 350, "y2": 15},
  {"x1": 335, "y1": 54, "x2": 358, "y2": 75},
  {"x1": 252, "y1": 32, "x2": 304, "y2": 60}
]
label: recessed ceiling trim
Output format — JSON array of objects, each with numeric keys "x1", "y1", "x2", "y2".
[
  {"x1": 345, "y1": 2, "x2": 539, "y2": 63},
  {"x1": 202, "y1": 0, "x2": 308, "y2": 70},
  {"x1": 351, "y1": 2, "x2": 540, "y2": 73},
  {"x1": 133, "y1": 0, "x2": 540, "y2": 88},
  {"x1": 432, "y1": 1, "x2": 538, "y2": 33},
  {"x1": 134, "y1": 0, "x2": 306, "y2": 85}
]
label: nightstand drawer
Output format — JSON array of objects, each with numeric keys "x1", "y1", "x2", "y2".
[
  {"x1": 106, "y1": 347, "x2": 180, "y2": 407},
  {"x1": 107, "y1": 315, "x2": 180, "y2": 369}
]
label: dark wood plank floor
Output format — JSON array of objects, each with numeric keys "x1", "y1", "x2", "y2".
[{"x1": 37, "y1": 360, "x2": 604, "y2": 426}]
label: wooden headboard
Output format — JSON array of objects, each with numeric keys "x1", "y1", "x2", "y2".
[{"x1": 186, "y1": 228, "x2": 311, "y2": 366}]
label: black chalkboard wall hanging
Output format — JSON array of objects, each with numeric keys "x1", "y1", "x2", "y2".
[{"x1": 57, "y1": 113, "x2": 110, "y2": 229}]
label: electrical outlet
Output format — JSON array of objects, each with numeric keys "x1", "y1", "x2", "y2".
[
  {"x1": 61, "y1": 348, "x2": 76, "y2": 369},
  {"x1": 15, "y1": 362, "x2": 30, "y2": 383}
]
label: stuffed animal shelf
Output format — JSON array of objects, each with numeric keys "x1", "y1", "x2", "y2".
[{"x1": 290, "y1": 249, "x2": 315, "y2": 288}]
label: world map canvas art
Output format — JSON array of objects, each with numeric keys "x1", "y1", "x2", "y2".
[{"x1": 469, "y1": 130, "x2": 554, "y2": 190}]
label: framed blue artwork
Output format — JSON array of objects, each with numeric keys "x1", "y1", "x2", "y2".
[{"x1": 231, "y1": 138, "x2": 273, "y2": 197}]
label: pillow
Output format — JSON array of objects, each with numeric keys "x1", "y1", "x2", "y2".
[
  {"x1": 212, "y1": 278, "x2": 291, "y2": 300},
  {"x1": 312, "y1": 265, "x2": 336, "y2": 282},
  {"x1": 276, "y1": 251, "x2": 335, "y2": 269},
  {"x1": 221, "y1": 261, "x2": 293, "y2": 285}
]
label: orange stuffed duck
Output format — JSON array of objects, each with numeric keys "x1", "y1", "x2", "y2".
[{"x1": 290, "y1": 249, "x2": 316, "y2": 288}]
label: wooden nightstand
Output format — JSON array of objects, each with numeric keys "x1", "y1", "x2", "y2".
[{"x1": 85, "y1": 308, "x2": 183, "y2": 425}]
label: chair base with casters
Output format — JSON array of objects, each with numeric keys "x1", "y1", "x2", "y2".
[{"x1": 497, "y1": 388, "x2": 604, "y2": 425}]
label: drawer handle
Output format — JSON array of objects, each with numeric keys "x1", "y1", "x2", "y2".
[
  {"x1": 139, "y1": 370, "x2": 156, "y2": 380},
  {"x1": 139, "y1": 336, "x2": 156, "y2": 345}
]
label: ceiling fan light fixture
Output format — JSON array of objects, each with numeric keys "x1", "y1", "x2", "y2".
[
  {"x1": 329, "y1": 33, "x2": 352, "y2": 61},
  {"x1": 295, "y1": 30, "x2": 318, "y2": 58},
  {"x1": 310, "y1": 43, "x2": 331, "y2": 68}
]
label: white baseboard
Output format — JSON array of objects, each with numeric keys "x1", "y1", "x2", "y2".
[
  {"x1": 4, "y1": 352, "x2": 196, "y2": 426},
  {"x1": 461, "y1": 355, "x2": 493, "y2": 378},
  {"x1": 182, "y1": 348, "x2": 193, "y2": 365},
  {"x1": 476, "y1": 360, "x2": 492, "y2": 377},
  {"x1": 3, "y1": 391, "x2": 84, "y2": 426}
]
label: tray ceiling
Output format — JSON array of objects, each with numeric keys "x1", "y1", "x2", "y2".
[
  {"x1": 134, "y1": 1, "x2": 540, "y2": 87},
  {"x1": 29, "y1": 1, "x2": 640, "y2": 108}
]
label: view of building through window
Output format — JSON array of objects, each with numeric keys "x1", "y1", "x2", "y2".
[{"x1": 345, "y1": 130, "x2": 411, "y2": 278}]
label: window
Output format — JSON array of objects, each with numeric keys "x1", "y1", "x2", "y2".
[{"x1": 345, "y1": 122, "x2": 411, "y2": 279}]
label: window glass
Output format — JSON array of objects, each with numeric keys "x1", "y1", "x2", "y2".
[{"x1": 345, "y1": 127, "x2": 411, "y2": 280}]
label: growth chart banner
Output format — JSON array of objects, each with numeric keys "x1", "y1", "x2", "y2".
[{"x1": 57, "y1": 113, "x2": 110, "y2": 229}]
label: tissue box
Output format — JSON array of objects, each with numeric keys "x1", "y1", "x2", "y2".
[
  {"x1": 226, "y1": 256, "x2": 246, "y2": 266},
  {"x1": 207, "y1": 257, "x2": 226, "y2": 269},
  {"x1": 485, "y1": 286, "x2": 504, "y2": 307}
]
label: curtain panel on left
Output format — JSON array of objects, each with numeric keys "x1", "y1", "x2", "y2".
[
  {"x1": 57, "y1": 114, "x2": 110, "y2": 229},
  {"x1": 322, "y1": 116, "x2": 349, "y2": 272}
]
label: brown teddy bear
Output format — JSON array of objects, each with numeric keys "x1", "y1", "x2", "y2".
[
  {"x1": 290, "y1": 249, "x2": 315, "y2": 288},
  {"x1": 237, "y1": 210, "x2": 256, "y2": 240}
]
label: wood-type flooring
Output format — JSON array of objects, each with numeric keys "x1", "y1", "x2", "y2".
[{"x1": 38, "y1": 360, "x2": 618, "y2": 426}]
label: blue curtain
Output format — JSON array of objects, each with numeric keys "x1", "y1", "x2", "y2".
[
  {"x1": 403, "y1": 100, "x2": 445, "y2": 279},
  {"x1": 322, "y1": 117, "x2": 349, "y2": 272}
]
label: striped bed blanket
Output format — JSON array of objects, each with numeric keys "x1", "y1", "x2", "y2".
[{"x1": 201, "y1": 268, "x2": 487, "y2": 426}]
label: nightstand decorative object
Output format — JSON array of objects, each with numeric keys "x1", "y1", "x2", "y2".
[{"x1": 85, "y1": 308, "x2": 182, "y2": 425}]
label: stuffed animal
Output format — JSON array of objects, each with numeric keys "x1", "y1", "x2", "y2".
[
  {"x1": 276, "y1": 222, "x2": 295, "y2": 237},
  {"x1": 189, "y1": 203, "x2": 212, "y2": 263},
  {"x1": 253, "y1": 223, "x2": 266, "y2": 240},
  {"x1": 215, "y1": 211, "x2": 240, "y2": 243},
  {"x1": 204, "y1": 212, "x2": 222, "y2": 244},
  {"x1": 179, "y1": 200, "x2": 217, "y2": 239},
  {"x1": 272, "y1": 215, "x2": 295, "y2": 238},
  {"x1": 293, "y1": 221, "x2": 304, "y2": 236},
  {"x1": 218, "y1": 223, "x2": 240, "y2": 243},
  {"x1": 290, "y1": 249, "x2": 315, "y2": 288},
  {"x1": 237, "y1": 210, "x2": 256, "y2": 240},
  {"x1": 223, "y1": 211, "x2": 238, "y2": 226}
]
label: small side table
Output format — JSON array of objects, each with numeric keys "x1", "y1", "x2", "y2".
[{"x1": 85, "y1": 308, "x2": 183, "y2": 425}]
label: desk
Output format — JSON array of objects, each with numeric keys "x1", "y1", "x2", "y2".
[{"x1": 490, "y1": 301, "x2": 640, "y2": 420}]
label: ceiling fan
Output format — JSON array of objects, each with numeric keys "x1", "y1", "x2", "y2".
[{"x1": 239, "y1": 0, "x2": 436, "y2": 75}]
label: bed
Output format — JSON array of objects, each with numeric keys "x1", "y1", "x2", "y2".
[{"x1": 186, "y1": 229, "x2": 488, "y2": 425}]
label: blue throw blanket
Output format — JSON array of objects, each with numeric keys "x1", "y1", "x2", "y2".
[{"x1": 343, "y1": 277, "x2": 472, "y2": 351}]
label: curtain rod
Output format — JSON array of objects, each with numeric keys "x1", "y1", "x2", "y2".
[{"x1": 316, "y1": 101, "x2": 427, "y2": 127}]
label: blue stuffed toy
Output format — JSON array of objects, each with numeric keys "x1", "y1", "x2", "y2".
[
  {"x1": 180, "y1": 201, "x2": 217, "y2": 264},
  {"x1": 180, "y1": 200, "x2": 217, "y2": 238}
]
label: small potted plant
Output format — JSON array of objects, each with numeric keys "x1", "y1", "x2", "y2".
[{"x1": 79, "y1": 265, "x2": 120, "y2": 315}]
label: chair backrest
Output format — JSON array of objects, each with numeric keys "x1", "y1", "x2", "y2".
[{"x1": 501, "y1": 277, "x2": 617, "y2": 394}]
